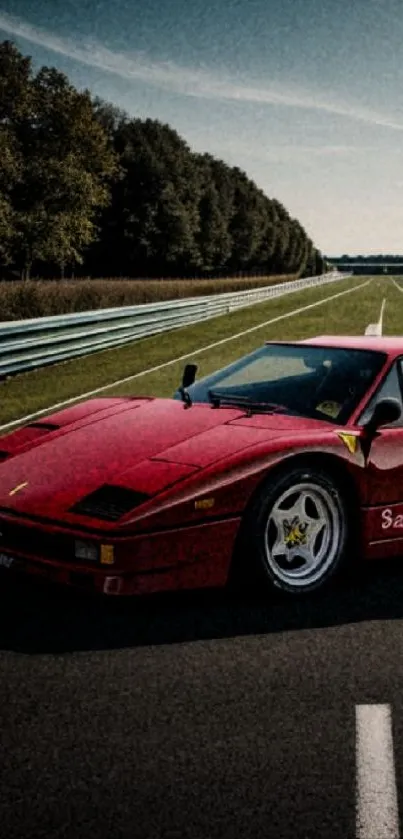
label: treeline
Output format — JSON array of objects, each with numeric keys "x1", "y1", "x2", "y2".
[{"x1": 0, "y1": 40, "x2": 328, "y2": 281}]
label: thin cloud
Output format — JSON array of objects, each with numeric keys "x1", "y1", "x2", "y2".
[
  {"x1": 1, "y1": 11, "x2": 403, "y2": 132},
  {"x1": 221, "y1": 142, "x2": 380, "y2": 166}
]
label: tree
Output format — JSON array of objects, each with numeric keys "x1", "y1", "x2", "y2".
[
  {"x1": 92, "y1": 96, "x2": 128, "y2": 140},
  {"x1": 194, "y1": 156, "x2": 232, "y2": 273},
  {"x1": 88, "y1": 118, "x2": 203, "y2": 276},
  {"x1": 0, "y1": 126, "x2": 21, "y2": 266},
  {"x1": 0, "y1": 41, "x2": 32, "y2": 270},
  {"x1": 0, "y1": 39, "x2": 326, "y2": 280},
  {"x1": 0, "y1": 40, "x2": 32, "y2": 124},
  {"x1": 0, "y1": 47, "x2": 118, "y2": 278}
]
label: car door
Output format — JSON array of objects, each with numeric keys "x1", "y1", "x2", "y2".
[{"x1": 360, "y1": 357, "x2": 403, "y2": 553}]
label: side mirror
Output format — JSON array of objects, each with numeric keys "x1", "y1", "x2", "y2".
[
  {"x1": 364, "y1": 397, "x2": 401, "y2": 434},
  {"x1": 182, "y1": 363, "x2": 198, "y2": 389}
]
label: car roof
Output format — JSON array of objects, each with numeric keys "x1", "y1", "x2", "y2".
[{"x1": 265, "y1": 335, "x2": 403, "y2": 356}]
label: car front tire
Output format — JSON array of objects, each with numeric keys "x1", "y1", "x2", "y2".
[{"x1": 244, "y1": 465, "x2": 349, "y2": 595}]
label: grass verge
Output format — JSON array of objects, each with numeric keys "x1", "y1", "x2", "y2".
[{"x1": 0, "y1": 276, "x2": 396, "y2": 430}]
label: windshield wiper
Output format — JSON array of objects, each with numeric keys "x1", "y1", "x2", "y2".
[{"x1": 208, "y1": 390, "x2": 284, "y2": 414}]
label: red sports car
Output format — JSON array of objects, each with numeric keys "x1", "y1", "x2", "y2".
[{"x1": 0, "y1": 335, "x2": 402, "y2": 597}]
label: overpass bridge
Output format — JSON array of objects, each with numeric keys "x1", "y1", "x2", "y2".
[{"x1": 327, "y1": 261, "x2": 403, "y2": 275}]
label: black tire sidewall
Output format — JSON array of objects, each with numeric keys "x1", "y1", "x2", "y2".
[{"x1": 248, "y1": 465, "x2": 349, "y2": 595}]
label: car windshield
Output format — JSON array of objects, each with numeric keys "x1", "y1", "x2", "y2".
[{"x1": 174, "y1": 343, "x2": 386, "y2": 424}]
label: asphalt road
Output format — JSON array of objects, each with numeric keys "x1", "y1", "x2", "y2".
[{"x1": 2, "y1": 560, "x2": 403, "y2": 839}]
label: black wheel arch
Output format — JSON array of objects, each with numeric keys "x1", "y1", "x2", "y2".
[{"x1": 228, "y1": 450, "x2": 361, "y2": 588}]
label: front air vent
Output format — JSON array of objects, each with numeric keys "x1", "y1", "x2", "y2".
[
  {"x1": 70, "y1": 484, "x2": 150, "y2": 522},
  {"x1": 0, "y1": 521, "x2": 73, "y2": 561}
]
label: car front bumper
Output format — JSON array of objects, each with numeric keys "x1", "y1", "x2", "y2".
[{"x1": 0, "y1": 516, "x2": 241, "y2": 596}]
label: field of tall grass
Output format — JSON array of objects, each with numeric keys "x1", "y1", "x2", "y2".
[{"x1": 0, "y1": 274, "x2": 297, "y2": 321}]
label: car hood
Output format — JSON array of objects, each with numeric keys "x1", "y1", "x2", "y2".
[{"x1": 0, "y1": 397, "x2": 330, "y2": 524}]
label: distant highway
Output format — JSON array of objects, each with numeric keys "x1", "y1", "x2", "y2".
[{"x1": 330, "y1": 261, "x2": 403, "y2": 274}]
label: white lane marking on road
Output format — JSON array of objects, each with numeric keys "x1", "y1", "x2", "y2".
[
  {"x1": 356, "y1": 704, "x2": 400, "y2": 839},
  {"x1": 0, "y1": 278, "x2": 371, "y2": 433},
  {"x1": 392, "y1": 279, "x2": 403, "y2": 292}
]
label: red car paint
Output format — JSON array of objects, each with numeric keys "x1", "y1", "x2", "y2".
[{"x1": 1, "y1": 334, "x2": 403, "y2": 596}]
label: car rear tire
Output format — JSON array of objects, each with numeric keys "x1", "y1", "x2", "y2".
[{"x1": 241, "y1": 465, "x2": 349, "y2": 595}]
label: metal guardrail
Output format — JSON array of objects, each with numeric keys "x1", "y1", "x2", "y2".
[{"x1": 0, "y1": 272, "x2": 350, "y2": 377}]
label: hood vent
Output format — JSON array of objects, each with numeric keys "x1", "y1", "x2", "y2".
[
  {"x1": 70, "y1": 484, "x2": 150, "y2": 522},
  {"x1": 27, "y1": 422, "x2": 60, "y2": 431}
]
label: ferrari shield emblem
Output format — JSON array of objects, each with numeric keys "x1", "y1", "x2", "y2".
[
  {"x1": 9, "y1": 481, "x2": 29, "y2": 496},
  {"x1": 337, "y1": 433, "x2": 358, "y2": 455}
]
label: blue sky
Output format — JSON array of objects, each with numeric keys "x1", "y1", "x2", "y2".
[{"x1": 0, "y1": 0, "x2": 403, "y2": 255}]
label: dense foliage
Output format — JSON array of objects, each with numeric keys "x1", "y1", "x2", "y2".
[{"x1": 0, "y1": 40, "x2": 327, "y2": 280}]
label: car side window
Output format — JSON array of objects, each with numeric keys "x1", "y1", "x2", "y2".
[{"x1": 359, "y1": 359, "x2": 403, "y2": 426}]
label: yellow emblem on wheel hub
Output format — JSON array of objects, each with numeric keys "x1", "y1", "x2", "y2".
[{"x1": 283, "y1": 518, "x2": 309, "y2": 547}]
